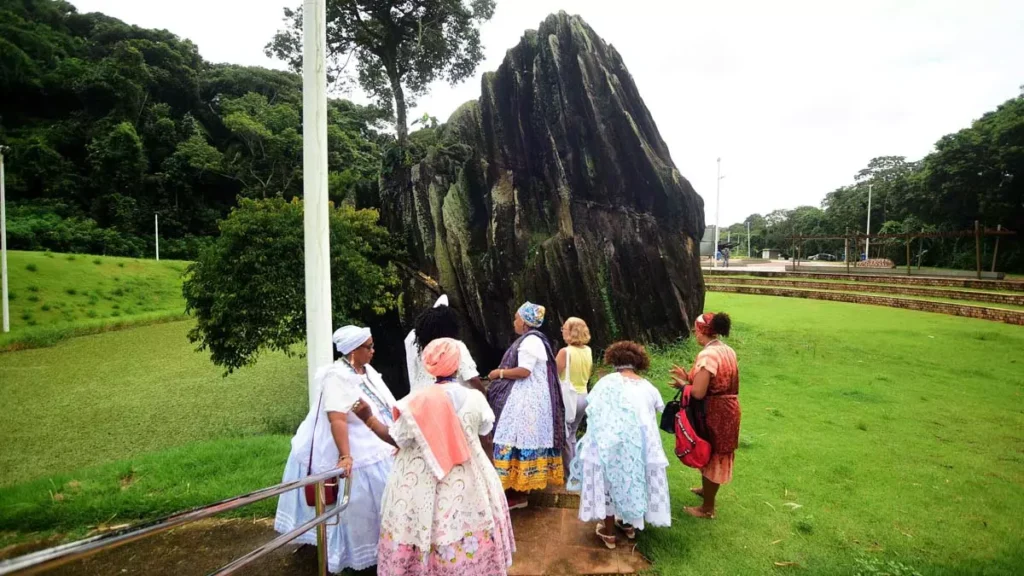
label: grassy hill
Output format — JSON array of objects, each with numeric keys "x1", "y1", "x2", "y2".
[{"x1": 1, "y1": 251, "x2": 188, "y2": 350}]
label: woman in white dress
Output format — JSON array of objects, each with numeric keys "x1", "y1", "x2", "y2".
[
  {"x1": 404, "y1": 295, "x2": 486, "y2": 395},
  {"x1": 486, "y1": 302, "x2": 565, "y2": 509},
  {"x1": 274, "y1": 325, "x2": 398, "y2": 573},
  {"x1": 354, "y1": 338, "x2": 515, "y2": 576},
  {"x1": 571, "y1": 341, "x2": 671, "y2": 549}
]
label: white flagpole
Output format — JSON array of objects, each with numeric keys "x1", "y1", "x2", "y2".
[
  {"x1": 302, "y1": 0, "x2": 333, "y2": 408},
  {"x1": 154, "y1": 213, "x2": 160, "y2": 261}
]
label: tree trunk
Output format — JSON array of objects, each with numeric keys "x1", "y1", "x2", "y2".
[{"x1": 389, "y1": 72, "x2": 408, "y2": 147}]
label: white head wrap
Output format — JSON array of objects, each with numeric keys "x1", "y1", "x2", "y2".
[
  {"x1": 332, "y1": 325, "x2": 372, "y2": 355},
  {"x1": 433, "y1": 294, "x2": 449, "y2": 308}
]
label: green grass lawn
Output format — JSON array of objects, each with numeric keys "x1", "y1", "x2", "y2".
[
  {"x1": 1, "y1": 294, "x2": 1022, "y2": 574},
  {"x1": 0, "y1": 250, "x2": 188, "y2": 350},
  {"x1": 0, "y1": 320, "x2": 306, "y2": 487}
]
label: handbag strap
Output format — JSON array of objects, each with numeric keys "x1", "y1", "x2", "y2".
[
  {"x1": 306, "y1": 388, "x2": 326, "y2": 476},
  {"x1": 562, "y1": 347, "x2": 571, "y2": 383}
]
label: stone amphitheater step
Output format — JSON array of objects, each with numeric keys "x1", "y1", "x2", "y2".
[
  {"x1": 705, "y1": 269, "x2": 1024, "y2": 292},
  {"x1": 708, "y1": 277, "x2": 1024, "y2": 307},
  {"x1": 707, "y1": 283, "x2": 1024, "y2": 326}
]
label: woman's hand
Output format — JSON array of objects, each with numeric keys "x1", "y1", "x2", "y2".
[
  {"x1": 487, "y1": 369, "x2": 502, "y2": 381},
  {"x1": 336, "y1": 455, "x2": 353, "y2": 478},
  {"x1": 670, "y1": 375, "x2": 687, "y2": 390},
  {"x1": 669, "y1": 365, "x2": 690, "y2": 390},
  {"x1": 351, "y1": 399, "x2": 373, "y2": 422}
]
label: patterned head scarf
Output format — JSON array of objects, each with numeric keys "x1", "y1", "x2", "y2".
[
  {"x1": 332, "y1": 325, "x2": 372, "y2": 354},
  {"x1": 695, "y1": 313, "x2": 716, "y2": 337},
  {"x1": 422, "y1": 338, "x2": 461, "y2": 378},
  {"x1": 517, "y1": 301, "x2": 546, "y2": 328}
]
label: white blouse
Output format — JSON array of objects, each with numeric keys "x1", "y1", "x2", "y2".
[
  {"x1": 404, "y1": 331, "x2": 481, "y2": 394},
  {"x1": 317, "y1": 360, "x2": 398, "y2": 469}
]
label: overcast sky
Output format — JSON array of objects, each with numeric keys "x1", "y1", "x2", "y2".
[{"x1": 72, "y1": 0, "x2": 1024, "y2": 227}]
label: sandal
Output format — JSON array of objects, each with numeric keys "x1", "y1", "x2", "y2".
[
  {"x1": 595, "y1": 524, "x2": 617, "y2": 549},
  {"x1": 614, "y1": 520, "x2": 636, "y2": 540},
  {"x1": 683, "y1": 506, "x2": 716, "y2": 520}
]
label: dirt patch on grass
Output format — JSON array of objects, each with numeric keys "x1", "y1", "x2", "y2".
[{"x1": 38, "y1": 518, "x2": 321, "y2": 576}]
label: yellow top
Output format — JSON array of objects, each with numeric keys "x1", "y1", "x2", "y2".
[{"x1": 565, "y1": 345, "x2": 593, "y2": 394}]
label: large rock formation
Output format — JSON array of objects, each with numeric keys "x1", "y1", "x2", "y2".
[{"x1": 381, "y1": 12, "x2": 705, "y2": 369}]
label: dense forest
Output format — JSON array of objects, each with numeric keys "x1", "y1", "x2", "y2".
[
  {"x1": 725, "y1": 93, "x2": 1024, "y2": 272},
  {"x1": 0, "y1": 0, "x2": 388, "y2": 259}
]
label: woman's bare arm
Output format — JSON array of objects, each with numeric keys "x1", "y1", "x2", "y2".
[
  {"x1": 555, "y1": 348, "x2": 567, "y2": 377},
  {"x1": 690, "y1": 369, "x2": 712, "y2": 400}
]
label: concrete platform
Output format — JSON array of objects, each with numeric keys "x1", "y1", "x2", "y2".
[{"x1": 508, "y1": 507, "x2": 651, "y2": 576}]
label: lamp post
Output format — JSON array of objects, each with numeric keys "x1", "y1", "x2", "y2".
[
  {"x1": 747, "y1": 221, "x2": 751, "y2": 258},
  {"x1": 154, "y1": 213, "x2": 159, "y2": 261},
  {"x1": 302, "y1": 0, "x2": 333, "y2": 408},
  {"x1": 865, "y1": 183, "x2": 873, "y2": 259},
  {"x1": 1, "y1": 145, "x2": 8, "y2": 334},
  {"x1": 713, "y1": 157, "x2": 724, "y2": 267}
]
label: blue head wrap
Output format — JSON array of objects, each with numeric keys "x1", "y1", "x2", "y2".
[{"x1": 517, "y1": 301, "x2": 546, "y2": 328}]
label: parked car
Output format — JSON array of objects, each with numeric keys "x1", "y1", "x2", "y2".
[{"x1": 807, "y1": 253, "x2": 838, "y2": 261}]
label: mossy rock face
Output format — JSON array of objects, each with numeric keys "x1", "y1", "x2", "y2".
[{"x1": 382, "y1": 12, "x2": 705, "y2": 367}]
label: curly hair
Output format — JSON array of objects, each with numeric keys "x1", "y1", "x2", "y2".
[
  {"x1": 414, "y1": 305, "x2": 460, "y2": 351},
  {"x1": 561, "y1": 317, "x2": 591, "y2": 346},
  {"x1": 603, "y1": 341, "x2": 651, "y2": 372},
  {"x1": 709, "y1": 312, "x2": 732, "y2": 337}
]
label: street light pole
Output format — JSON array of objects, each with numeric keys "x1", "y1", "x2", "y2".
[
  {"x1": 713, "y1": 157, "x2": 722, "y2": 268},
  {"x1": 865, "y1": 183, "x2": 873, "y2": 259},
  {"x1": 302, "y1": 0, "x2": 333, "y2": 408},
  {"x1": 154, "y1": 213, "x2": 159, "y2": 261},
  {"x1": 747, "y1": 221, "x2": 751, "y2": 258},
  {"x1": 1, "y1": 147, "x2": 8, "y2": 334}
]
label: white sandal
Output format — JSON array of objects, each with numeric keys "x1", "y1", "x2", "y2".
[{"x1": 595, "y1": 524, "x2": 617, "y2": 549}]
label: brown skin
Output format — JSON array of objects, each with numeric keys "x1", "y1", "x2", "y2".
[
  {"x1": 486, "y1": 313, "x2": 532, "y2": 381},
  {"x1": 327, "y1": 336, "x2": 376, "y2": 477},
  {"x1": 670, "y1": 324, "x2": 721, "y2": 519}
]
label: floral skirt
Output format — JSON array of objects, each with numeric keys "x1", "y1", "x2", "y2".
[
  {"x1": 493, "y1": 444, "x2": 563, "y2": 492},
  {"x1": 378, "y1": 524, "x2": 514, "y2": 576},
  {"x1": 701, "y1": 452, "x2": 734, "y2": 484}
]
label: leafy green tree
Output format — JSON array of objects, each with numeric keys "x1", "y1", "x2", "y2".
[
  {"x1": 266, "y1": 0, "x2": 496, "y2": 145},
  {"x1": 182, "y1": 198, "x2": 401, "y2": 372}
]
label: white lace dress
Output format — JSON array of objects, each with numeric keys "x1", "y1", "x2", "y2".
[{"x1": 377, "y1": 385, "x2": 515, "y2": 576}]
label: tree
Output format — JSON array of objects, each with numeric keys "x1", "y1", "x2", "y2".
[
  {"x1": 183, "y1": 198, "x2": 401, "y2": 372},
  {"x1": 266, "y1": 0, "x2": 496, "y2": 146}
]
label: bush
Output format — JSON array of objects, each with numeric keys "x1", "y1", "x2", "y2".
[{"x1": 183, "y1": 198, "x2": 401, "y2": 372}]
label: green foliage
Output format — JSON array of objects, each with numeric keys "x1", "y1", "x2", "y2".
[
  {"x1": 0, "y1": 0, "x2": 385, "y2": 259},
  {"x1": 183, "y1": 198, "x2": 401, "y2": 372},
  {"x1": 267, "y1": 0, "x2": 496, "y2": 144}
]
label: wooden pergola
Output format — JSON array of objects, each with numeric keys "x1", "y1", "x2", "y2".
[{"x1": 786, "y1": 222, "x2": 1016, "y2": 278}]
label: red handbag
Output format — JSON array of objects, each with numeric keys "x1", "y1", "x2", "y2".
[
  {"x1": 674, "y1": 386, "x2": 712, "y2": 469},
  {"x1": 304, "y1": 389, "x2": 340, "y2": 506}
]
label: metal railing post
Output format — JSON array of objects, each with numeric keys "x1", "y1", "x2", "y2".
[{"x1": 315, "y1": 481, "x2": 327, "y2": 576}]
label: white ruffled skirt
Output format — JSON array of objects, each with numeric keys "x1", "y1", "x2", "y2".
[
  {"x1": 576, "y1": 441, "x2": 672, "y2": 530},
  {"x1": 274, "y1": 457, "x2": 393, "y2": 573}
]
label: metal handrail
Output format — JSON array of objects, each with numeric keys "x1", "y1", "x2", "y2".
[{"x1": 0, "y1": 468, "x2": 351, "y2": 576}]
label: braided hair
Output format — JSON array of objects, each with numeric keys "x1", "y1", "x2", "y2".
[{"x1": 414, "y1": 305, "x2": 461, "y2": 351}]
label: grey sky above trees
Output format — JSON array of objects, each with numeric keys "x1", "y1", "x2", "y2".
[{"x1": 71, "y1": 0, "x2": 1024, "y2": 226}]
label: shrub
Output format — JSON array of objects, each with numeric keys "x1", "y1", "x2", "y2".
[
  {"x1": 25, "y1": 263, "x2": 38, "y2": 272},
  {"x1": 183, "y1": 198, "x2": 401, "y2": 372}
]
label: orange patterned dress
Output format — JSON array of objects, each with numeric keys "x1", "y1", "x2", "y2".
[{"x1": 689, "y1": 340, "x2": 741, "y2": 484}]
